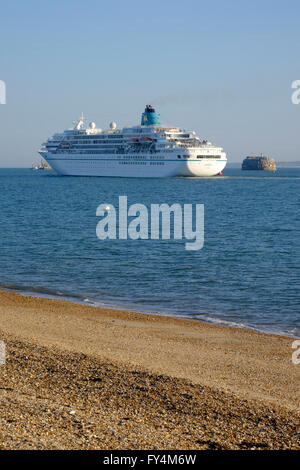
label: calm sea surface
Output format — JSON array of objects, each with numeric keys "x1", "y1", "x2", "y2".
[{"x1": 0, "y1": 167, "x2": 299, "y2": 337}]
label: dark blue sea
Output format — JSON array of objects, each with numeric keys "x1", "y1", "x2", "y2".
[{"x1": 0, "y1": 167, "x2": 299, "y2": 338}]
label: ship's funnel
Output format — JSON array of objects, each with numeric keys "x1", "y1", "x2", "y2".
[{"x1": 141, "y1": 105, "x2": 161, "y2": 126}]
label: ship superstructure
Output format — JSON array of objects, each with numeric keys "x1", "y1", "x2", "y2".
[{"x1": 39, "y1": 105, "x2": 227, "y2": 177}]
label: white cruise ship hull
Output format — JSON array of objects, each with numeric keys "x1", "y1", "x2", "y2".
[{"x1": 42, "y1": 153, "x2": 227, "y2": 177}]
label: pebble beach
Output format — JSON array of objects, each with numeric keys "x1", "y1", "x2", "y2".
[{"x1": 0, "y1": 289, "x2": 299, "y2": 450}]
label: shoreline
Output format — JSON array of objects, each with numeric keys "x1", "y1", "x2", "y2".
[
  {"x1": 0, "y1": 289, "x2": 299, "y2": 449},
  {"x1": 0, "y1": 285, "x2": 298, "y2": 340}
]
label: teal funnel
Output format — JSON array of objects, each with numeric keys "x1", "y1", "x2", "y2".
[{"x1": 141, "y1": 105, "x2": 161, "y2": 126}]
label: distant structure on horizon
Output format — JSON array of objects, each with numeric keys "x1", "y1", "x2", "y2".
[
  {"x1": 277, "y1": 161, "x2": 300, "y2": 168},
  {"x1": 242, "y1": 155, "x2": 276, "y2": 171}
]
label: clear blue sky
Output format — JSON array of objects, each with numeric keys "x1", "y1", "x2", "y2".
[{"x1": 0, "y1": 0, "x2": 299, "y2": 166}]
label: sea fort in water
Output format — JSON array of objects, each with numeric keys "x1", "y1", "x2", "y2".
[{"x1": 242, "y1": 155, "x2": 277, "y2": 171}]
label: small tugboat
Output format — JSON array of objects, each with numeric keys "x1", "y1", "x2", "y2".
[
  {"x1": 242, "y1": 154, "x2": 276, "y2": 171},
  {"x1": 31, "y1": 159, "x2": 51, "y2": 170}
]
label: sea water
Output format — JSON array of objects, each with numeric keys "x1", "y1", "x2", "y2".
[{"x1": 0, "y1": 167, "x2": 299, "y2": 337}]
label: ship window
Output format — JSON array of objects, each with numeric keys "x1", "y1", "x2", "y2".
[{"x1": 177, "y1": 155, "x2": 181, "y2": 158}]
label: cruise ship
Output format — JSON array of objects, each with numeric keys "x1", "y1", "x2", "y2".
[{"x1": 39, "y1": 105, "x2": 227, "y2": 177}]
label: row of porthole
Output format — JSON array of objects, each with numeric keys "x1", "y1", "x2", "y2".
[{"x1": 118, "y1": 161, "x2": 148, "y2": 165}]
